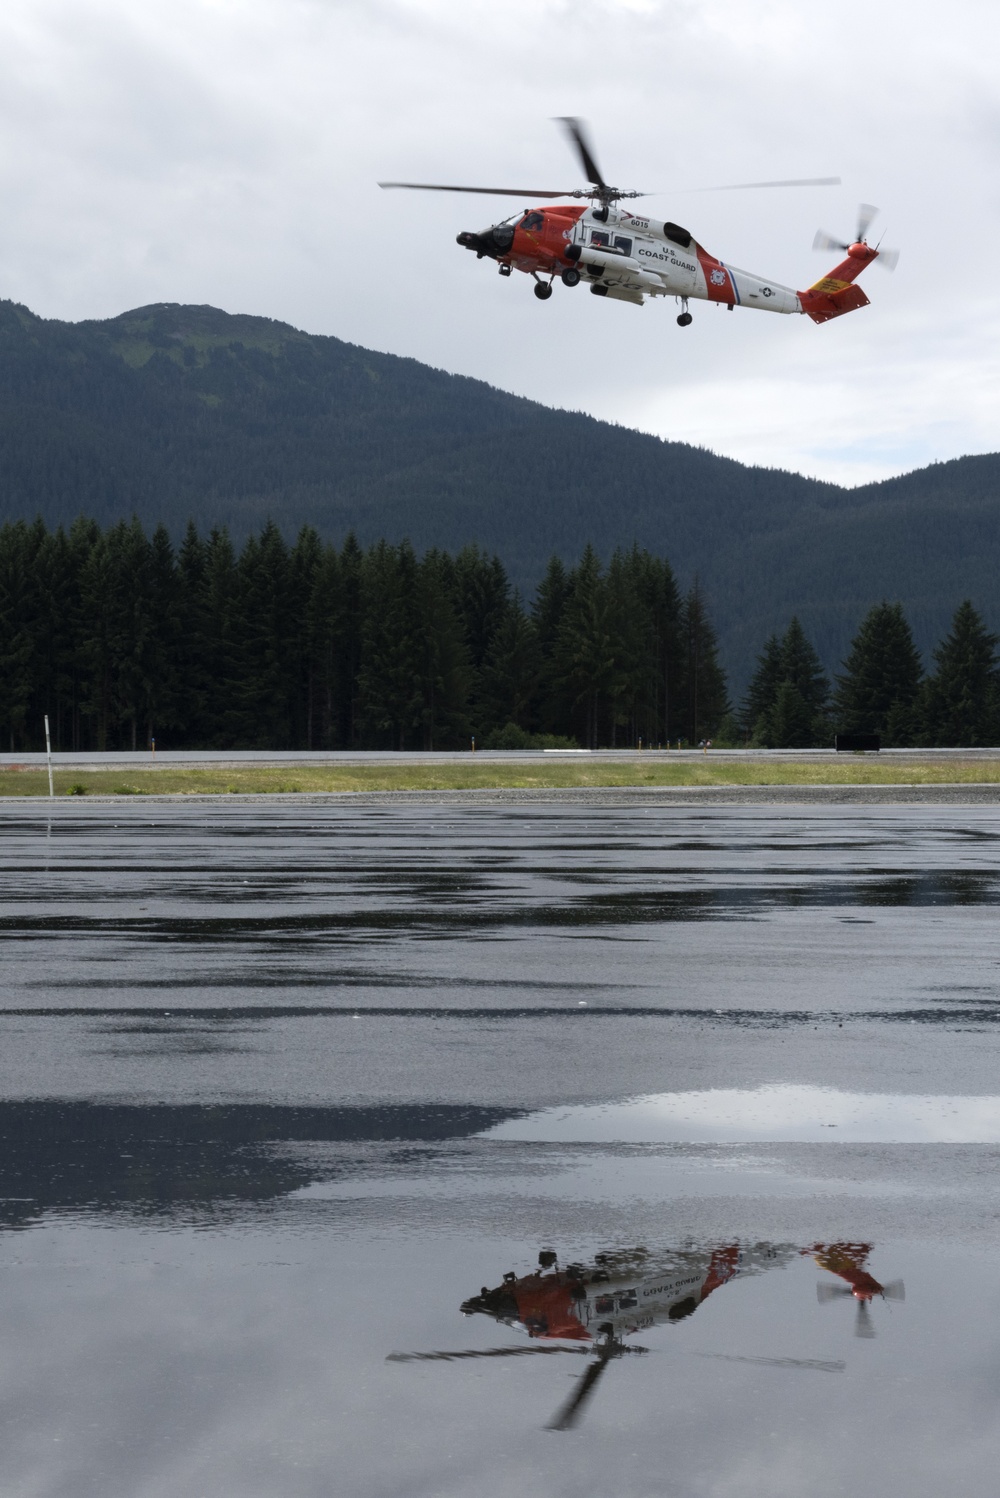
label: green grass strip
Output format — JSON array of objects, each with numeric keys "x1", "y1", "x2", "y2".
[{"x1": 2, "y1": 758, "x2": 1000, "y2": 797}]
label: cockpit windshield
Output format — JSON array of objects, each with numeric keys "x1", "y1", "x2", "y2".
[{"x1": 520, "y1": 211, "x2": 545, "y2": 232}]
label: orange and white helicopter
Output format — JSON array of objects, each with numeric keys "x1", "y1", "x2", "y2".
[
  {"x1": 381, "y1": 118, "x2": 897, "y2": 327},
  {"x1": 388, "y1": 1240, "x2": 838, "y2": 1432}
]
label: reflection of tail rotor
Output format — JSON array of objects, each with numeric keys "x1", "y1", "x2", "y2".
[
  {"x1": 816, "y1": 1282, "x2": 854, "y2": 1304},
  {"x1": 816, "y1": 1275, "x2": 905, "y2": 1337},
  {"x1": 855, "y1": 1300, "x2": 876, "y2": 1339}
]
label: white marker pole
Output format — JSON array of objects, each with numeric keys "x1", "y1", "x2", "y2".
[{"x1": 44, "y1": 714, "x2": 54, "y2": 799}]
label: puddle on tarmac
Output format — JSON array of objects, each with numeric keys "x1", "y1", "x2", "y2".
[
  {"x1": 486, "y1": 1084, "x2": 1000, "y2": 1143},
  {"x1": 3, "y1": 804, "x2": 1000, "y2": 1494}
]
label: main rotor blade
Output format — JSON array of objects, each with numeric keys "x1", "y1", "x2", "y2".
[
  {"x1": 555, "y1": 116, "x2": 607, "y2": 188},
  {"x1": 379, "y1": 182, "x2": 581, "y2": 199},
  {"x1": 387, "y1": 1345, "x2": 588, "y2": 1363},
  {"x1": 689, "y1": 176, "x2": 841, "y2": 192},
  {"x1": 546, "y1": 1349, "x2": 615, "y2": 1431},
  {"x1": 695, "y1": 1353, "x2": 846, "y2": 1373}
]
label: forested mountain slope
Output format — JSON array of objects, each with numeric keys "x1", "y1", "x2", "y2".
[{"x1": 1, "y1": 297, "x2": 997, "y2": 686}]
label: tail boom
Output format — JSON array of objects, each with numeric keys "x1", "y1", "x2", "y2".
[{"x1": 798, "y1": 243, "x2": 878, "y2": 324}]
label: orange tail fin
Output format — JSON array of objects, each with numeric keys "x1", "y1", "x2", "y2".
[{"x1": 799, "y1": 245, "x2": 877, "y2": 324}]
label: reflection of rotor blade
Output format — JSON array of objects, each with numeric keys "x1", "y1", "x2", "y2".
[
  {"x1": 816, "y1": 1282, "x2": 855, "y2": 1303},
  {"x1": 696, "y1": 1353, "x2": 845, "y2": 1373},
  {"x1": 881, "y1": 1279, "x2": 905, "y2": 1302},
  {"x1": 855, "y1": 1301, "x2": 876, "y2": 1338},
  {"x1": 547, "y1": 1347, "x2": 615, "y2": 1431},
  {"x1": 555, "y1": 116, "x2": 606, "y2": 188},
  {"x1": 387, "y1": 1345, "x2": 588, "y2": 1363},
  {"x1": 857, "y1": 202, "x2": 878, "y2": 241},
  {"x1": 691, "y1": 176, "x2": 841, "y2": 192},
  {"x1": 379, "y1": 182, "x2": 582, "y2": 198}
]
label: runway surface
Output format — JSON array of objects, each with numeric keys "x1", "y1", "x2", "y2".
[{"x1": 2, "y1": 800, "x2": 998, "y2": 1496}]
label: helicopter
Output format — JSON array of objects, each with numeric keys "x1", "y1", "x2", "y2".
[
  {"x1": 388, "y1": 1241, "x2": 812, "y2": 1432},
  {"x1": 380, "y1": 117, "x2": 897, "y2": 327},
  {"x1": 808, "y1": 1242, "x2": 906, "y2": 1338}
]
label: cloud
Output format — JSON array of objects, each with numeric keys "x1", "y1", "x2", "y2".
[{"x1": 0, "y1": 0, "x2": 996, "y2": 483}]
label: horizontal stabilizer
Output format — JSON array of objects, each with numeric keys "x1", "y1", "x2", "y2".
[{"x1": 799, "y1": 281, "x2": 870, "y2": 324}]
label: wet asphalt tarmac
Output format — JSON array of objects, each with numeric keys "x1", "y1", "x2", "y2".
[{"x1": 2, "y1": 799, "x2": 999, "y2": 1497}]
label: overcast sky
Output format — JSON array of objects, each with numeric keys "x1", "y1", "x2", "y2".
[{"x1": 0, "y1": 0, "x2": 996, "y2": 485}]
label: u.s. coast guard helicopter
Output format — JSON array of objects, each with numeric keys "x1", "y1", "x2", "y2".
[
  {"x1": 381, "y1": 118, "x2": 897, "y2": 326},
  {"x1": 388, "y1": 1241, "x2": 808, "y2": 1431}
]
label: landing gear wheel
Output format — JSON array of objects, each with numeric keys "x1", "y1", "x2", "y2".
[
  {"x1": 677, "y1": 311, "x2": 693, "y2": 326},
  {"x1": 560, "y1": 267, "x2": 581, "y2": 288},
  {"x1": 534, "y1": 282, "x2": 553, "y2": 300}
]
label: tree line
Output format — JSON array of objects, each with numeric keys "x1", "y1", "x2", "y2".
[
  {"x1": 743, "y1": 601, "x2": 1000, "y2": 747},
  {"x1": 1, "y1": 516, "x2": 995, "y2": 752},
  {"x1": 0, "y1": 518, "x2": 727, "y2": 752}
]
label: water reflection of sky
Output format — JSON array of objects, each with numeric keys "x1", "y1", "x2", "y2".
[
  {"x1": 488, "y1": 1085, "x2": 1000, "y2": 1143},
  {"x1": 2, "y1": 803, "x2": 1000, "y2": 1493},
  {"x1": 1, "y1": 1139, "x2": 998, "y2": 1498}
]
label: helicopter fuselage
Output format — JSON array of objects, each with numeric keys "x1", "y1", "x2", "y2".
[{"x1": 458, "y1": 202, "x2": 876, "y2": 322}]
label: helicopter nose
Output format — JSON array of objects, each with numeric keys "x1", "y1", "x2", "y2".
[
  {"x1": 457, "y1": 224, "x2": 514, "y2": 258},
  {"x1": 460, "y1": 1287, "x2": 518, "y2": 1319}
]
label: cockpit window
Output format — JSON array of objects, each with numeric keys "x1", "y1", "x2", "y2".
[
  {"x1": 590, "y1": 232, "x2": 633, "y2": 255},
  {"x1": 520, "y1": 211, "x2": 544, "y2": 232}
]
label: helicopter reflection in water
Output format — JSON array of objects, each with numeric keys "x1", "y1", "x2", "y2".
[
  {"x1": 388, "y1": 1242, "x2": 903, "y2": 1431},
  {"x1": 807, "y1": 1242, "x2": 906, "y2": 1339}
]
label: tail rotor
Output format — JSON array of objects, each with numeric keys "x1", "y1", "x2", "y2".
[{"x1": 813, "y1": 203, "x2": 898, "y2": 270}]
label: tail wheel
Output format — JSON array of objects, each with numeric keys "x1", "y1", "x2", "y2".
[
  {"x1": 534, "y1": 282, "x2": 553, "y2": 300},
  {"x1": 677, "y1": 311, "x2": 693, "y2": 326}
]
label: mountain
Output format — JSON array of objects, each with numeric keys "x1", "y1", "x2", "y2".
[{"x1": 1, "y1": 296, "x2": 997, "y2": 688}]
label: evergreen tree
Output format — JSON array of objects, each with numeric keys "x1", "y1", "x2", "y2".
[
  {"x1": 604, "y1": 547, "x2": 655, "y2": 748},
  {"x1": 479, "y1": 595, "x2": 541, "y2": 733},
  {"x1": 229, "y1": 522, "x2": 295, "y2": 746},
  {"x1": 781, "y1": 617, "x2": 829, "y2": 720},
  {"x1": 641, "y1": 552, "x2": 684, "y2": 746},
  {"x1": 744, "y1": 617, "x2": 829, "y2": 747},
  {"x1": 679, "y1": 580, "x2": 728, "y2": 741},
  {"x1": 532, "y1": 555, "x2": 572, "y2": 735},
  {"x1": 554, "y1": 546, "x2": 616, "y2": 748},
  {"x1": 143, "y1": 524, "x2": 183, "y2": 745},
  {"x1": 834, "y1": 602, "x2": 923, "y2": 744},
  {"x1": 0, "y1": 522, "x2": 40, "y2": 751},
  {"x1": 336, "y1": 534, "x2": 364, "y2": 747},
  {"x1": 742, "y1": 634, "x2": 784, "y2": 738},
  {"x1": 356, "y1": 540, "x2": 425, "y2": 748},
  {"x1": 762, "y1": 680, "x2": 815, "y2": 749},
  {"x1": 289, "y1": 526, "x2": 325, "y2": 748},
  {"x1": 920, "y1": 600, "x2": 1000, "y2": 746},
  {"x1": 302, "y1": 539, "x2": 341, "y2": 749},
  {"x1": 198, "y1": 526, "x2": 240, "y2": 745},
  {"x1": 418, "y1": 550, "x2": 472, "y2": 748}
]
